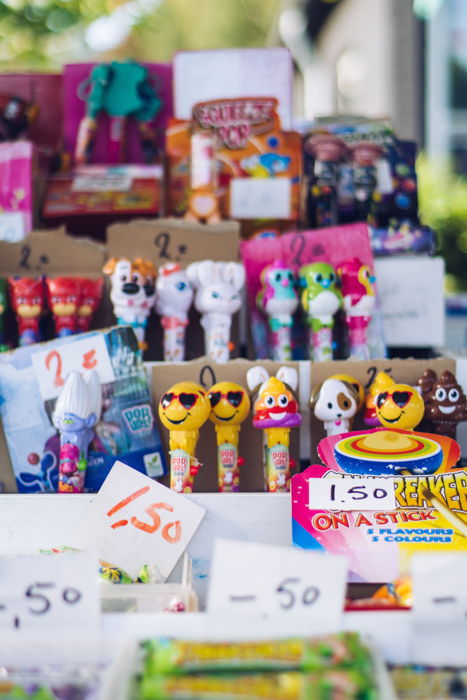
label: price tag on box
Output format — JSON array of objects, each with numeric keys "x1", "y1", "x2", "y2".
[
  {"x1": 207, "y1": 539, "x2": 347, "y2": 633},
  {"x1": 0, "y1": 552, "x2": 98, "y2": 635},
  {"x1": 31, "y1": 334, "x2": 115, "y2": 401},
  {"x1": 410, "y1": 553, "x2": 467, "y2": 665},
  {"x1": 72, "y1": 461, "x2": 206, "y2": 580},
  {"x1": 308, "y1": 476, "x2": 396, "y2": 511}
]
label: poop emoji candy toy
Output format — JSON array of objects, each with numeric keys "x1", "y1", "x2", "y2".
[
  {"x1": 158, "y1": 381, "x2": 211, "y2": 493},
  {"x1": 418, "y1": 369, "x2": 467, "y2": 439},
  {"x1": 375, "y1": 383, "x2": 424, "y2": 431},
  {"x1": 208, "y1": 381, "x2": 250, "y2": 492}
]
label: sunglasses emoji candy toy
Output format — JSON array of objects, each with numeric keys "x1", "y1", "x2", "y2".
[
  {"x1": 208, "y1": 381, "x2": 250, "y2": 492},
  {"x1": 158, "y1": 382, "x2": 211, "y2": 493}
]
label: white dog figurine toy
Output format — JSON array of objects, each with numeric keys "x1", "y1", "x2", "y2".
[{"x1": 310, "y1": 376, "x2": 360, "y2": 437}]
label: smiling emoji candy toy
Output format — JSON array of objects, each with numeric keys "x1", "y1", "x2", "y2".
[
  {"x1": 208, "y1": 381, "x2": 251, "y2": 492},
  {"x1": 375, "y1": 383, "x2": 424, "y2": 431},
  {"x1": 247, "y1": 366, "x2": 301, "y2": 492},
  {"x1": 158, "y1": 381, "x2": 211, "y2": 493}
]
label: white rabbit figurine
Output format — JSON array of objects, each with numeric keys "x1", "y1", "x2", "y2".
[
  {"x1": 186, "y1": 260, "x2": 245, "y2": 362},
  {"x1": 155, "y1": 263, "x2": 194, "y2": 361}
]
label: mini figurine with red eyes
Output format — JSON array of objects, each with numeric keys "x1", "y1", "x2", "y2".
[
  {"x1": 8, "y1": 277, "x2": 45, "y2": 346},
  {"x1": 46, "y1": 277, "x2": 81, "y2": 337},
  {"x1": 77, "y1": 278, "x2": 104, "y2": 333},
  {"x1": 418, "y1": 369, "x2": 467, "y2": 439}
]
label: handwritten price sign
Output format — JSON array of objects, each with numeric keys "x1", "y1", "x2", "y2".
[
  {"x1": 31, "y1": 334, "x2": 115, "y2": 401},
  {"x1": 308, "y1": 476, "x2": 396, "y2": 511},
  {"x1": 207, "y1": 540, "x2": 347, "y2": 634},
  {"x1": 72, "y1": 461, "x2": 206, "y2": 580},
  {"x1": 0, "y1": 553, "x2": 98, "y2": 635}
]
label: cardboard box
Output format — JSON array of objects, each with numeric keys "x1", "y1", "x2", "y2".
[
  {"x1": 0, "y1": 326, "x2": 166, "y2": 494},
  {"x1": 152, "y1": 357, "x2": 302, "y2": 493},
  {"x1": 106, "y1": 218, "x2": 242, "y2": 361},
  {"x1": 0, "y1": 226, "x2": 110, "y2": 346},
  {"x1": 0, "y1": 355, "x2": 465, "y2": 493}
]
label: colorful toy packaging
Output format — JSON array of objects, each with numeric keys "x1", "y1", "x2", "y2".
[
  {"x1": 303, "y1": 116, "x2": 419, "y2": 230},
  {"x1": 292, "y1": 431, "x2": 467, "y2": 582},
  {"x1": 241, "y1": 222, "x2": 386, "y2": 361},
  {"x1": 0, "y1": 326, "x2": 166, "y2": 492},
  {"x1": 166, "y1": 96, "x2": 301, "y2": 223}
]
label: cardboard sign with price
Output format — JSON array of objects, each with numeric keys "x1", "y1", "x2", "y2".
[
  {"x1": 73, "y1": 461, "x2": 206, "y2": 580},
  {"x1": 0, "y1": 552, "x2": 98, "y2": 635},
  {"x1": 207, "y1": 539, "x2": 347, "y2": 634}
]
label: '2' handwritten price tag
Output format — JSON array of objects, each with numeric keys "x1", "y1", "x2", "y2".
[
  {"x1": 31, "y1": 334, "x2": 115, "y2": 401},
  {"x1": 308, "y1": 477, "x2": 396, "y2": 511},
  {"x1": 207, "y1": 540, "x2": 347, "y2": 634},
  {"x1": 0, "y1": 553, "x2": 98, "y2": 635},
  {"x1": 72, "y1": 461, "x2": 206, "y2": 580}
]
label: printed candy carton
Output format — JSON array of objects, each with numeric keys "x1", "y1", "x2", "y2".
[{"x1": 0, "y1": 326, "x2": 166, "y2": 492}]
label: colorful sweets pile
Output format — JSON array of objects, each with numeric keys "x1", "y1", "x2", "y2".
[{"x1": 133, "y1": 633, "x2": 379, "y2": 700}]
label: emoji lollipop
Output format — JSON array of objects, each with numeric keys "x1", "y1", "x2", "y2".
[
  {"x1": 247, "y1": 366, "x2": 301, "y2": 493},
  {"x1": 375, "y1": 383, "x2": 424, "y2": 431},
  {"x1": 208, "y1": 381, "x2": 250, "y2": 492},
  {"x1": 158, "y1": 381, "x2": 211, "y2": 493},
  {"x1": 417, "y1": 369, "x2": 467, "y2": 439},
  {"x1": 299, "y1": 262, "x2": 342, "y2": 361},
  {"x1": 364, "y1": 370, "x2": 394, "y2": 427}
]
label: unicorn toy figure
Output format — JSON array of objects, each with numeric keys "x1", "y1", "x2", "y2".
[
  {"x1": 256, "y1": 260, "x2": 298, "y2": 361},
  {"x1": 155, "y1": 263, "x2": 194, "y2": 361},
  {"x1": 52, "y1": 370, "x2": 101, "y2": 493},
  {"x1": 186, "y1": 260, "x2": 245, "y2": 363}
]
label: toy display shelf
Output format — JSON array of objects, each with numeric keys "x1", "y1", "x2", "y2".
[{"x1": 2, "y1": 492, "x2": 466, "y2": 671}]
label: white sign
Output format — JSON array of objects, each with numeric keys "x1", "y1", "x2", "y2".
[
  {"x1": 72, "y1": 173, "x2": 132, "y2": 192},
  {"x1": 31, "y1": 334, "x2": 115, "y2": 401},
  {"x1": 308, "y1": 477, "x2": 396, "y2": 511},
  {"x1": 174, "y1": 48, "x2": 293, "y2": 129},
  {"x1": 72, "y1": 461, "x2": 206, "y2": 580},
  {"x1": 375, "y1": 256, "x2": 445, "y2": 347},
  {"x1": 411, "y1": 553, "x2": 467, "y2": 665},
  {"x1": 0, "y1": 212, "x2": 26, "y2": 242},
  {"x1": 0, "y1": 553, "x2": 98, "y2": 635},
  {"x1": 207, "y1": 539, "x2": 347, "y2": 633},
  {"x1": 230, "y1": 177, "x2": 291, "y2": 219}
]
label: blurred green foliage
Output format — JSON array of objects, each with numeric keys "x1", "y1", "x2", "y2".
[
  {"x1": 417, "y1": 153, "x2": 467, "y2": 292},
  {"x1": 0, "y1": 0, "x2": 281, "y2": 68}
]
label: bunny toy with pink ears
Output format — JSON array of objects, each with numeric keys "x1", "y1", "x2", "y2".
[{"x1": 186, "y1": 260, "x2": 245, "y2": 363}]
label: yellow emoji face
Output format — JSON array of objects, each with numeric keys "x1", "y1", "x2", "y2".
[
  {"x1": 208, "y1": 381, "x2": 251, "y2": 426},
  {"x1": 375, "y1": 383, "x2": 424, "y2": 430},
  {"x1": 158, "y1": 381, "x2": 211, "y2": 431}
]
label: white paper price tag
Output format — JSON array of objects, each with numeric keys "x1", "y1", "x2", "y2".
[
  {"x1": 207, "y1": 540, "x2": 347, "y2": 633},
  {"x1": 0, "y1": 553, "x2": 98, "y2": 635},
  {"x1": 230, "y1": 177, "x2": 291, "y2": 219},
  {"x1": 72, "y1": 461, "x2": 206, "y2": 580},
  {"x1": 72, "y1": 173, "x2": 132, "y2": 192},
  {"x1": 0, "y1": 212, "x2": 26, "y2": 242},
  {"x1": 308, "y1": 477, "x2": 396, "y2": 511},
  {"x1": 413, "y1": 553, "x2": 467, "y2": 623},
  {"x1": 31, "y1": 334, "x2": 115, "y2": 401},
  {"x1": 410, "y1": 553, "x2": 467, "y2": 665}
]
